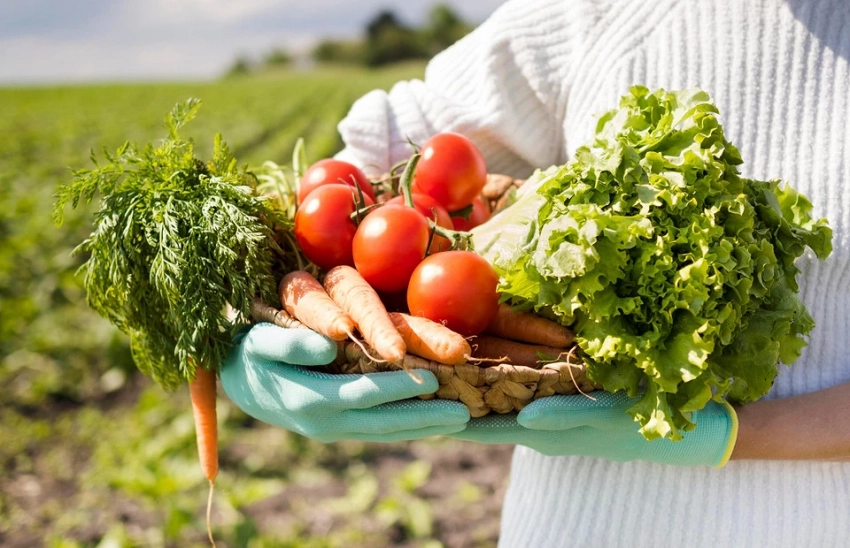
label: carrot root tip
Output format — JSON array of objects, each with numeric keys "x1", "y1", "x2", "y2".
[
  {"x1": 347, "y1": 330, "x2": 387, "y2": 364},
  {"x1": 551, "y1": 347, "x2": 596, "y2": 401},
  {"x1": 206, "y1": 478, "x2": 216, "y2": 547}
]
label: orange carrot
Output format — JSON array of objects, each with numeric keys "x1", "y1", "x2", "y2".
[
  {"x1": 389, "y1": 312, "x2": 471, "y2": 365},
  {"x1": 323, "y1": 265, "x2": 406, "y2": 362},
  {"x1": 189, "y1": 366, "x2": 218, "y2": 547},
  {"x1": 471, "y1": 334, "x2": 568, "y2": 368},
  {"x1": 279, "y1": 270, "x2": 356, "y2": 341},
  {"x1": 485, "y1": 304, "x2": 574, "y2": 348}
]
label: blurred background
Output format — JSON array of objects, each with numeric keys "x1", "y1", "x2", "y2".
[{"x1": 0, "y1": 1, "x2": 513, "y2": 546}]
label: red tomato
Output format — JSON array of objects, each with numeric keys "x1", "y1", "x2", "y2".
[
  {"x1": 451, "y1": 196, "x2": 492, "y2": 231},
  {"x1": 412, "y1": 132, "x2": 488, "y2": 212},
  {"x1": 352, "y1": 205, "x2": 430, "y2": 293},
  {"x1": 407, "y1": 251, "x2": 500, "y2": 336},
  {"x1": 295, "y1": 184, "x2": 373, "y2": 270},
  {"x1": 298, "y1": 159, "x2": 376, "y2": 204},
  {"x1": 386, "y1": 193, "x2": 453, "y2": 253}
]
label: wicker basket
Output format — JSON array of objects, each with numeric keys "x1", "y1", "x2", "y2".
[
  {"x1": 252, "y1": 173, "x2": 600, "y2": 417},
  {"x1": 328, "y1": 342, "x2": 599, "y2": 418},
  {"x1": 251, "y1": 300, "x2": 600, "y2": 418}
]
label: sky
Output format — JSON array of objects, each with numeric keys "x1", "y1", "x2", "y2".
[{"x1": 0, "y1": 0, "x2": 505, "y2": 85}]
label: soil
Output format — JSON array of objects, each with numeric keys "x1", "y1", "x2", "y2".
[
  {"x1": 237, "y1": 440, "x2": 514, "y2": 547},
  {"x1": 0, "y1": 373, "x2": 516, "y2": 548}
]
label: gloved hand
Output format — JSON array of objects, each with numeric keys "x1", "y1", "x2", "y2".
[
  {"x1": 220, "y1": 323, "x2": 470, "y2": 442},
  {"x1": 450, "y1": 391, "x2": 739, "y2": 467}
]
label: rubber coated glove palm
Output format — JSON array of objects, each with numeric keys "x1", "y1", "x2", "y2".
[
  {"x1": 221, "y1": 323, "x2": 470, "y2": 442},
  {"x1": 450, "y1": 391, "x2": 738, "y2": 467}
]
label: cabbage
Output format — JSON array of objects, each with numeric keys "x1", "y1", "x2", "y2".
[{"x1": 472, "y1": 86, "x2": 832, "y2": 440}]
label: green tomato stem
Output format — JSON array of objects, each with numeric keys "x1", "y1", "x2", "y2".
[
  {"x1": 398, "y1": 153, "x2": 420, "y2": 208},
  {"x1": 429, "y1": 221, "x2": 473, "y2": 251},
  {"x1": 349, "y1": 202, "x2": 382, "y2": 223}
]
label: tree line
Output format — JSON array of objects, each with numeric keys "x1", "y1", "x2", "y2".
[{"x1": 227, "y1": 4, "x2": 473, "y2": 75}]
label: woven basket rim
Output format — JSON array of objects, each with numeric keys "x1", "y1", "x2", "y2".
[{"x1": 333, "y1": 342, "x2": 599, "y2": 417}]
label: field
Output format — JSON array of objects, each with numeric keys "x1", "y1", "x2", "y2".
[{"x1": 0, "y1": 65, "x2": 512, "y2": 547}]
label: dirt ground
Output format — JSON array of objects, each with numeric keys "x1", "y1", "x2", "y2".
[
  {"x1": 0, "y1": 373, "x2": 516, "y2": 547},
  {"x1": 238, "y1": 440, "x2": 515, "y2": 547}
]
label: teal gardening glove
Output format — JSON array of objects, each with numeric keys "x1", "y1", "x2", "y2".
[
  {"x1": 221, "y1": 323, "x2": 470, "y2": 442},
  {"x1": 450, "y1": 391, "x2": 739, "y2": 467}
]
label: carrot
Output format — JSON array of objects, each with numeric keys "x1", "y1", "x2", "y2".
[
  {"x1": 389, "y1": 312, "x2": 471, "y2": 365},
  {"x1": 471, "y1": 334, "x2": 569, "y2": 368},
  {"x1": 340, "y1": 340, "x2": 437, "y2": 371},
  {"x1": 189, "y1": 366, "x2": 218, "y2": 547},
  {"x1": 323, "y1": 265, "x2": 406, "y2": 362},
  {"x1": 279, "y1": 270, "x2": 356, "y2": 341},
  {"x1": 249, "y1": 296, "x2": 307, "y2": 330},
  {"x1": 485, "y1": 304, "x2": 574, "y2": 348}
]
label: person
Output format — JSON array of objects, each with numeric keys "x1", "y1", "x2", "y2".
[{"x1": 221, "y1": 0, "x2": 850, "y2": 545}]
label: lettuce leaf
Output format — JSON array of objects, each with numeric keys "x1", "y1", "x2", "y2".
[{"x1": 472, "y1": 86, "x2": 832, "y2": 440}]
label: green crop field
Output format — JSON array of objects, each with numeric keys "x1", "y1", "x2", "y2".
[{"x1": 0, "y1": 64, "x2": 511, "y2": 548}]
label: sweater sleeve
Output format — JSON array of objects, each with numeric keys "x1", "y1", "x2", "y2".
[{"x1": 334, "y1": 0, "x2": 592, "y2": 179}]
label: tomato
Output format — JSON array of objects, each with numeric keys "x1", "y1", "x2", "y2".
[
  {"x1": 451, "y1": 195, "x2": 492, "y2": 231},
  {"x1": 352, "y1": 205, "x2": 431, "y2": 293},
  {"x1": 295, "y1": 184, "x2": 373, "y2": 270},
  {"x1": 298, "y1": 159, "x2": 376, "y2": 204},
  {"x1": 412, "y1": 132, "x2": 488, "y2": 212},
  {"x1": 385, "y1": 193, "x2": 453, "y2": 253},
  {"x1": 407, "y1": 250, "x2": 500, "y2": 336}
]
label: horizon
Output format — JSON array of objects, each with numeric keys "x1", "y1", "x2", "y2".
[{"x1": 0, "y1": 0, "x2": 504, "y2": 86}]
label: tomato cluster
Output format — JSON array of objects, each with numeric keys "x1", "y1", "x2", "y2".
[{"x1": 293, "y1": 132, "x2": 500, "y2": 335}]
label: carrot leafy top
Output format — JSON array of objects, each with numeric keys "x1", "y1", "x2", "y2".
[{"x1": 53, "y1": 99, "x2": 293, "y2": 389}]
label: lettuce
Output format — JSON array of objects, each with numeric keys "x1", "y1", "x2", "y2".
[{"x1": 472, "y1": 86, "x2": 832, "y2": 440}]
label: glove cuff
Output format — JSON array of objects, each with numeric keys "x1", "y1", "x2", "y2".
[
  {"x1": 645, "y1": 399, "x2": 739, "y2": 467},
  {"x1": 713, "y1": 400, "x2": 739, "y2": 468}
]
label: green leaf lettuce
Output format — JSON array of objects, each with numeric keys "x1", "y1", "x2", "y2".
[{"x1": 473, "y1": 86, "x2": 832, "y2": 440}]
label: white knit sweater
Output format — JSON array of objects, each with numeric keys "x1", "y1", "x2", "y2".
[{"x1": 336, "y1": 0, "x2": 850, "y2": 545}]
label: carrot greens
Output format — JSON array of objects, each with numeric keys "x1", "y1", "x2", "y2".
[{"x1": 52, "y1": 98, "x2": 295, "y2": 390}]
